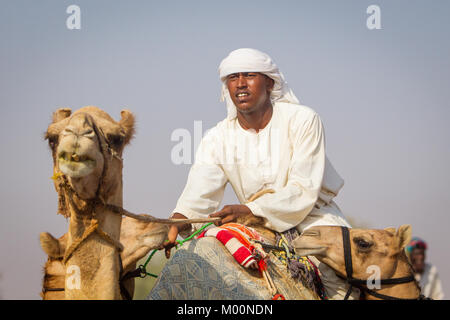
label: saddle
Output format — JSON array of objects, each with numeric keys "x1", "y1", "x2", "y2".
[{"x1": 197, "y1": 222, "x2": 326, "y2": 300}]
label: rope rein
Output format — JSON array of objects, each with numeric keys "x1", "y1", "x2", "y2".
[
  {"x1": 136, "y1": 222, "x2": 215, "y2": 279},
  {"x1": 245, "y1": 189, "x2": 284, "y2": 299}
]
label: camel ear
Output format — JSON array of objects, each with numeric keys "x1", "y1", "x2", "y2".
[
  {"x1": 52, "y1": 108, "x2": 72, "y2": 123},
  {"x1": 396, "y1": 224, "x2": 412, "y2": 250},
  {"x1": 119, "y1": 109, "x2": 135, "y2": 144},
  {"x1": 384, "y1": 227, "x2": 396, "y2": 235},
  {"x1": 39, "y1": 232, "x2": 64, "y2": 258}
]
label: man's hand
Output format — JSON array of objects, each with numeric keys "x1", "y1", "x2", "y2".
[
  {"x1": 160, "y1": 213, "x2": 191, "y2": 259},
  {"x1": 209, "y1": 204, "x2": 253, "y2": 226}
]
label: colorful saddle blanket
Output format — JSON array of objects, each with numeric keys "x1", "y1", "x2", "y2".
[{"x1": 197, "y1": 223, "x2": 326, "y2": 299}]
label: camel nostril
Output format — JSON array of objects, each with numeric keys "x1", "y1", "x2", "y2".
[
  {"x1": 58, "y1": 151, "x2": 67, "y2": 160},
  {"x1": 302, "y1": 230, "x2": 320, "y2": 238}
]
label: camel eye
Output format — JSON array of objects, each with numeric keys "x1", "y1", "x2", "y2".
[
  {"x1": 354, "y1": 238, "x2": 373, "y2": 250},
  {"x1": 46, "y1": 134, "x2": 58, "y2": 149},
  {"x1": 107, "y1": 134, "x2": 124, "y2": 148}
]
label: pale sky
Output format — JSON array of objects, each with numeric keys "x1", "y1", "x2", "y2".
[{"x1": 0, "y1": 0, "x2": 449, "y2": 299}]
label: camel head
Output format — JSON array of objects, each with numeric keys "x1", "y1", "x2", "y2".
[
  {"x1": 43, "y1": 106, "x2": 136, "y2": 299},
  {"x1": 45, "y1": 106, "x2": 135, "y2": 212},
  {"x1": 292, "y1": 225, "x2": 412, "y2": 281}
]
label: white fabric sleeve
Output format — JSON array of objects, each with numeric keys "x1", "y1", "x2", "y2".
[
  {"x1": 430, "y1": 267, "x2": 445, "y2": 300},
  {"x1": 171, "y1": 129, "x2": 228, "y2": 237},
  {"x1": 246, "y1": 112, "x2": 326, "y2": 233}
]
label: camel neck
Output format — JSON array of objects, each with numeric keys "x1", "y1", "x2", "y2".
[
  {"x1": 64, "y1": 190, "x2": 123, "y2": 299},
  {"x1": 64, "y1": 180, "x2": 123, "y2": 235}
]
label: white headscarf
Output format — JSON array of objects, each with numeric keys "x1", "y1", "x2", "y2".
[{"x1": 218, "y1": 48, "x2": 300, "y2": 120}]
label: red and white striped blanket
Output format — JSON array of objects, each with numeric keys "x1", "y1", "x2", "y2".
[{"x1": 197, "y1": 223, "x2": 268, "y2": 270}]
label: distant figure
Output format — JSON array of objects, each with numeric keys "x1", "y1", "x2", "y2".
[{"x1": 407, "y1": 237, "x2": 444, "y2": 300}]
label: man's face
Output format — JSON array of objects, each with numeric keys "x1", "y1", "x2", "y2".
[
  {"x1": 410, "y1": 248, "x2": 426, "y2": 274},
  {"x1": 226, "y1": 72, "x2": 274, "y2": 114}
]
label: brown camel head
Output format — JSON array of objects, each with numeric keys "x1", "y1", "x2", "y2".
[
  {"x1": 45, "y1": 106, "x2": 135, "y2": 214},
  {"x1": 292, "y1": 225, "x2": 412, "y2": 281},
  {"x1": 43, "y1": 106, "x2": 136, "y2": 299}
]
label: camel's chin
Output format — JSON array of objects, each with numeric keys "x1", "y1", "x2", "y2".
[
  {"x1": 59, "y1": 159, "x2": 96, "y2": 178},
  {"x1": 140, "y1": 227, "x2": 169, "y2": 248}
]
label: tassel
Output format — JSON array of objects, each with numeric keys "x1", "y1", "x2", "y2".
[{"x1": 258, "y1": 259, "x2": 267, "y2": 273}]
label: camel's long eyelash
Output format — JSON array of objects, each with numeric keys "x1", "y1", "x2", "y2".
[
  {"x1": 45, "y1": 133, "x2": 59, "y2": 148},
  {"x1": 353, "y1": 237, "x2": 373, "y2": 250},
  {"x1": 107, "y1": 134, "x2": 124, "y2": 148}
]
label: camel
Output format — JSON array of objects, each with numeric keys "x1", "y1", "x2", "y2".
[
  {"x1": 292, "y1": 224, "x2": 423, "y2": 300},
  {"x1": 39, "y1": 214, "x2": 280, "y2": 300},
  {"x1": 40, "y1": 216, "x2": 168, "y2": 300},
  {"x1": 40, "y1": 233, "x2": 67, "y2": 300},
  {"x1": 42, "y1": 106, "x2": 219, "y2": 299},
  {"x1": 40, "y1": 214, "x2": 276, "y2": 300},
  {"x1": 43, "y1": 106, "x2": 142, "y2": 299}
]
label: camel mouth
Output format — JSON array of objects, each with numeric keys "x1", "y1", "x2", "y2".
[
  {"x1": 139, "y1": 227, "x2": 169, "y2": 248},
  {"x1": 293, "y1": 246, "x2": 327, "y2": 257},
  {"x1": 143, "y1": 225, "x2": 170, "y2": 238},
  {"x1": 58, "y1": 152, "x2": 97, "y2": 178}
]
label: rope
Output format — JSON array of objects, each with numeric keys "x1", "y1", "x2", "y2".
[
  {"x1": 105, "y1": 204, "x2": 220, "y2": 225},
  {"x1": 62, "y1": 218, "x2": 123, "y2": 265},
  {"x1": 127, "y1": 187, "x2": 276, "y2": 278},
  {"x1": 63, "y1": 219, "x2": 100, "y2": 264},
  {"x1": 96, "y1": 227, "x2": 124, "y2": 252},
  {"x1": 137, "y1": 187, "x2": 274, "y2": 279},
  {"x1": 247, "y1": 189, "x2": 275, "y2": 202},
  {"x1": 137, "y1": 213, "x2": 285, "y2": 300},
  {"x1": 246, "y1": 188, "x2": 284, "y2": 300},
  {"x1": 137, "y1": 222, "x2": 215, "y2": 278}
]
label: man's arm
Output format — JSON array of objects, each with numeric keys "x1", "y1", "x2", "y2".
[
  {"x1": 161, "y1": 212, "x2": 190, "y2": 258},
  {"x1": 209, "y1": 204, "x2": 253, "y2": 226},
  {"x1": 162, "y1": 128, "x2": 228, "y2": 257},
  {"x1": 430, "y1": 266, "x2": 445, "y2": 300}
]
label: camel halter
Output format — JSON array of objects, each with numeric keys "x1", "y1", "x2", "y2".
[{"x1": 340, "y1": 226, "x2": 427, "y2": 300}]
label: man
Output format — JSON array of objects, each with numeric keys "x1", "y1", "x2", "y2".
[
  {"x1": 162, "y1": 48, "x2": 356, "y2": 299},
  {"x1": 407, "y1": 237, "x2": 444, "y2": 299}
]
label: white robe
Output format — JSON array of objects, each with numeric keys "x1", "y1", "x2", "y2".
[
  {"x1": 415, "y1": 263, "x2": 445, "y2": 300},
  {"x1": 173, "y1": 102, "x2": 350, "y2": 235}
]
